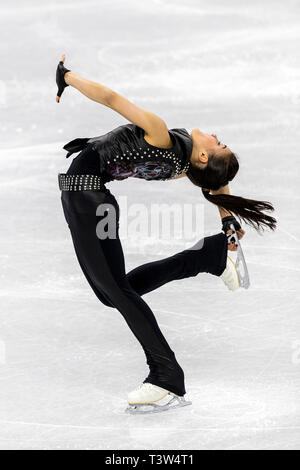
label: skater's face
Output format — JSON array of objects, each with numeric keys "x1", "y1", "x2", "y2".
[{"x1": 190, "y1": 129, "x2": 232, "y2": 167}]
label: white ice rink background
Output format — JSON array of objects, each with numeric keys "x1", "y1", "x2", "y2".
[{"x1": 0, "y1": 0, "x2": 299, "y2": 450}]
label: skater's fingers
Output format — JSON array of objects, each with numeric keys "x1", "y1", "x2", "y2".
[
  {"x1": 56, "y1": 87, "x2": 64, "y2": 102},
  {"x1": 60, "y1": 54, "x2": 66, "y2": 63},
  {"x1": 56, "y1": 86, "x2": 64, "y2": 102},
  {"x1": 227, "y1": 237, "x2": 237, "y2": 250},
  {"x1": 237, "y1": 229, "x2": 245, "y2": 239},
  {"x1": 228, "y1": 243, "x2": 238, "y2": 252}
]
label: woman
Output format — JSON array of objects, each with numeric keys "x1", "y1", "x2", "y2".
[{"x1": 56, "y1": 55, "x2": 276, "y2": 413}]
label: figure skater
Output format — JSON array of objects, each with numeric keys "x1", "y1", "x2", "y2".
[{"x1": 56, "y1": 55, "x2": 276, "y2": 413}]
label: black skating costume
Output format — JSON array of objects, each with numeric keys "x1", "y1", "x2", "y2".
[{"x1": 59, "y1": 124, "x2": 227, "y2": 396}]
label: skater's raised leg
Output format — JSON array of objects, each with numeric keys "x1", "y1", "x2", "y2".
[{"x1": 126, "y1": 232, "x2": 228, "y2": 296}]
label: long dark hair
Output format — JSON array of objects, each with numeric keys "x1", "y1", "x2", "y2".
[{"x1": 186, "y1": 152, "x2": 277, "y2": 232}]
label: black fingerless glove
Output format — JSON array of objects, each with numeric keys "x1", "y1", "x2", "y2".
[
  {"x1": 56, "y1": 61, "x2": 71, "y2": 98},
  {"x1": 222, "y1": 215, "x2": 241, "y2": 234}
]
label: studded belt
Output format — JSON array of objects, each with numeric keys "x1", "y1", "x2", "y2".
[{"x1": 58, "y1": 173, "x2": 105, "y2": 191}]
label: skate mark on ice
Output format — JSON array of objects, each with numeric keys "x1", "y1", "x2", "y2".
[
  {"x1": 277, "y1": 227, "x2": 300, "y2": 243},
  {"x1": 249, "y1": 261, "x2": 300, "y2": 272},
  {"x1": 1, "y1": 419, "x2": 300, "y2": 433},
  {"x1": 249, "y1": 338, "x2": 287, "y2": 384}
]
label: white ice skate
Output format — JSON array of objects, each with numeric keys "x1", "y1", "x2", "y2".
[
  {"x1": 125, "y1": 383, "x2": 192, "y2": 414},
  {"x1": 220, "y1": 255, "x2": 240, "y2": 291},
  {"x1": 229, "y1": 223, "x2": 250, "y2": 289},
  {"x1": 220, "y1": 223, "x2": 250, "y2": 291}
]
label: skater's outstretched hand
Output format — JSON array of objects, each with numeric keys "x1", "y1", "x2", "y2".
[
  {"x1": 227, "y1": 228, "x2": 245, "y2": 251},
  {"x1": 56, "y1": 54, "x2": 71, "y2": 103},
  {"x1": 222, "y1": 215, "x2": 245, "y2": 251}
]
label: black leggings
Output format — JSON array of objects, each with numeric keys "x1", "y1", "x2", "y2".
[{"x1": 60, "y1": 187, "x2": 228, "y2": 396}]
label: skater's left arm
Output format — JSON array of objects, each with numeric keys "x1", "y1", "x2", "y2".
[
  {"x1": 211, "y1": 184, "x2": 231, "y2": 219},
  {"x1": 211, "y1": 185, "x2": 245, "y2": 240}
]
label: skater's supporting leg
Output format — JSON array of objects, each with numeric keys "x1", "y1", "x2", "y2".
[
  {"x1": 61, "y1": 187, "x2": 114, "y2": 307},
  {"x1": 126, "y1": 233, "x2": 228, "y2": 296},
  {"x1": 61, "y1": 189, "x2": 185, "y2": 396}
]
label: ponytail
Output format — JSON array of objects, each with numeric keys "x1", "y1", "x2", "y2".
[
  {"x1": 186, "y1": 150, "x2": 277, "y2": 232},
  {"x1": 202, "y1": 189, "x2": 277, "y2": 232}
]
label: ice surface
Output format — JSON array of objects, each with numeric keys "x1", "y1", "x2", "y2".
[{"x1": 0, "y1": 0, "x2": 299, "y2": 450}]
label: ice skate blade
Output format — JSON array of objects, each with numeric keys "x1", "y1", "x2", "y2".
[
  {"x1": 229, "y1": 224, "x2": 250, "y2": 289},
  {"x1": 125, "y1": 395, "x2": 192, "y2": 415}
]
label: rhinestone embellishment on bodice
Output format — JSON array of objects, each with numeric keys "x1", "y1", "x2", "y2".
[{"x1": 98, "y1": 145, "x2": 190, "y2": 181}]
